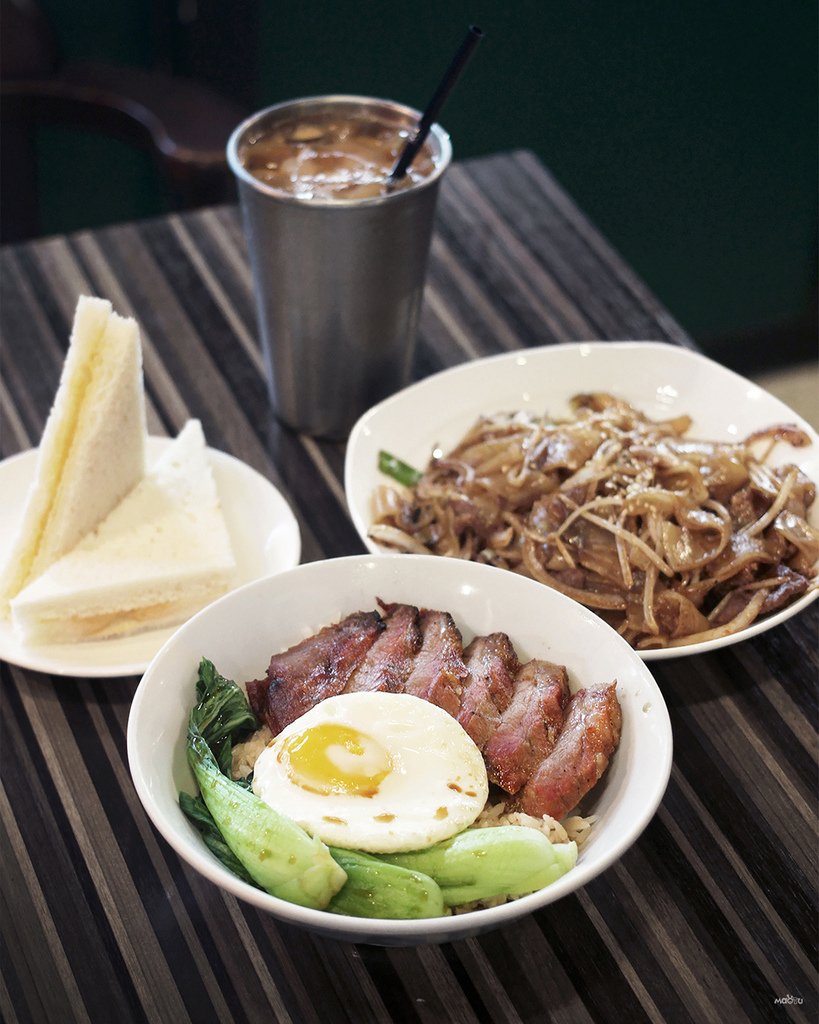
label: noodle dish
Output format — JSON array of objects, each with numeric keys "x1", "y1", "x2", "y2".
[{"x1": 346, "y1": 343, "x2": 819, "y2": 658}]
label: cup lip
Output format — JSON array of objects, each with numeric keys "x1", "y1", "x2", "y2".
[{"x1": 226, "y1": 94, "x2": 452, "y2": 206}]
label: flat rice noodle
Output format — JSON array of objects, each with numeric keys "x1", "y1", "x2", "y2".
[
  {"x1": 571, "y1": 522, "x2": 625, "y2": 584},
  {"x1": 675, "y1": 576, "x2": 720, "y2": 607},
  {"x1": 419, "y1": 465, "x2": 473, "y2": 493},
  {"x1": 661, "y1": 520, "x2": 728, "y2": 573},
  {"x1": 621, "y1": 489, "x2": 683, "y2": 518},
  {"x1": 675, "y1": 505, "x2": 729, "y2": 532},
  {"x1": 539, "y1": 426, "x2": 605, "y2": 471},
  {"x1": 427, "y1": 504, "x2": 461, "y2": 556},
  {"x1": 474, "y1": 447, "x2": 523, "y2": 477},
  {"x1": 655, "y1": 414, "x2": 693, "y2": 436},
  {"x1": 772, "y1": 511, "x2": 819, "y2": 571},
  {"x1": 778, "y1": 467, "x2": 816, "y2": 516},
  {"x1": 656, "y1": 461, "x2": 709, "y2": 502},
  {"x1": 449, "y1": 437, "x2": 509, "y2": 463},
  {"x1": 703, "y1": 452, "x2": 750, "y2": 505},
  {"x1": 505, "y1": 472, "x2": 560, "y2": 511},
  {"x1": 486, "y1": 523, "x2": 517, "y2": 552},
  {"x1": 371, "y1": 484, "x2": 407, "y2": 520},
  {"x1": 742, "y1": 467, "x2": 799, "y2": 538},
  {"x1": 707, "y1": 532, "x2": 777, "y2": 583},
  {"x1": 522, "y1": 540, "x2": 626, "y2": 610},
  {"x1": 570, "y1": 392, "x2": 623, "y2": 415},
  {"x1": 621, "y1": 564, "x2": 662, "y2": 636},
  {"x1": 561, "y1": 438, "x2": 623, "y2": 490},
  {"x1": 624, "y1": 575, "x2": 650, "y2": 634},
  {"x1": 747, "y1": 462, "x2": 781, "y2": 499},
  {"x1": 652, "y1": 589, "x2": 710, "y2": 639}
]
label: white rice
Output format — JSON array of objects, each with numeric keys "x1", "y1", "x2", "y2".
[
  {"x1": 232, "y1": 725, "x2": 273, "y2": 780},
  {"x1": 469, "y1": 798, "x2": 595, "y2": 847}
]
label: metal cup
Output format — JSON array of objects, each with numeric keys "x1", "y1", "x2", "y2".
[{"x1": 227, "y1": 95, "x2": 452, "y2": 440}]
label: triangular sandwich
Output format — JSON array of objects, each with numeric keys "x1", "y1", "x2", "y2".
[
  {"x1": 10, "y1": 419, "x2": 237, "y2": 645},
  {"x1": 0, "y1": 295, "x2": 146, "y2": 609}
]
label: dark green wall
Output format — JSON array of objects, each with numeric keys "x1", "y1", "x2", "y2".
[
  {"x1": 254, "y1": 1, "x2": 817, "y2": 351},
  {"x1": 28, "y1": 0, "x2": 819, "y2": 366}
]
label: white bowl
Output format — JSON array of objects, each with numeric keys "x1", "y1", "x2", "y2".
[
  {"x1": 127, "y1": 553, "x2": 672, "y2": 945},
  {"x1": 345, "y1": 342, "x2": 819, "y2": 659}
]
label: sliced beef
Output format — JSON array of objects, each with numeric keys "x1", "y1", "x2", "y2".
[
  {"x1": 402, "y1": 608, "x2": 469, "y2": 717},
  {"x1": 344, "y1": 602, "x2": 422, "y2": 693},
  {"x1": 482, "y1": 660, "x2": 571, "y2": 794},
  {"x1": 710, "y1": 565, "x2": 808, "y2": 626},
  {"x1": 456, "y1": 632, "x2": 519, "y2": 750},
  {"x1": 245, "y1": 610, "x2": 384, "y2": 735},
  {"x1": 514, "y1": 682, "x2": 622, "y2": 820}
]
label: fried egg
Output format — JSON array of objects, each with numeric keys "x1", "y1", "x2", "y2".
[{"x1": 251, "y1": 691, "x2": 489, "y2": 853}]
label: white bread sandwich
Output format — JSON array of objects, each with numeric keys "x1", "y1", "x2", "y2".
[
  {"x1": 0, "y1": 295, "x2": 147, "y2": 610},
  {"x1": 9, "y1": 419, "x2": 237, "y2": 645}
]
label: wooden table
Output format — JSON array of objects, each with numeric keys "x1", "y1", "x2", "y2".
[{"x1": 1, "y1": 150, "x2": 816, "y2": 1024}]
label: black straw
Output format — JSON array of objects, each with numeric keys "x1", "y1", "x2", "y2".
[{"x1": 389, "y1": 25, "x2": 484, "y2": 182}]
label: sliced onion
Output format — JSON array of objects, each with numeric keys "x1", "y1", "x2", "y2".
[{"x1": 660, "y1": 590, "x2": 768, "y2": 647}]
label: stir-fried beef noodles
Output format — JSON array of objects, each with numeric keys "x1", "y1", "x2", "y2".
[{"x1": 370, "y1": 393, "x2": 819, "y2": 650}]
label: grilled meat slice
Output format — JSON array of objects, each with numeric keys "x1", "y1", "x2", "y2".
[
  {"x1": 456, "y1": 632, "x2": 519, "y2": 750},
  {"x1": 344, "y1": 602, "x2": 422, "y2": 693},
  {"x1": 482, "y1": 659, "x2": 571, "y2": 794},
  {"x1": 244, "y1": 601, "x2": 622, "y2": 825},
  {"x1": 245, "y1": 610, "x2": 384, "y2": 735},
  {"x1": 402, "y1": 608, "x2": 469, "y2": 717},
  {"x1": 514, "y1": 682, "x2": 622, "y2": 820}
]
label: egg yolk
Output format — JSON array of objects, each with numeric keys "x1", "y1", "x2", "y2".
[{"x1": 277, "y1": 723, "x2": 393, "y2": 797}]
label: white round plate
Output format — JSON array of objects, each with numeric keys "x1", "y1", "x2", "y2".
[
  {"x1": 344, "y1": 341, "x2": 819, "y2": 660},
  {"x1": 128, "y1": 553, "x2": 672, "y2": 945},
  {"x1": 0, "y1": 437, "x2": 301, "y2": 677}
]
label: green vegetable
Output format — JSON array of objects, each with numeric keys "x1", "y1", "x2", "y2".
[
  {"x1": 179, "y1": 791, "x2": 259, "y2": 889},
  {"x1": 183, "y1": 658, "x2": 347, "y2": 910},
  {"x1": 378, "y1": 450, "x2": 423, "y2": 487},
  {"x1": 326, "y1": 847, "x2": 447, "y2": 919},
  {"x1": 180, "y1": 657, "x2": 580, "y2": 919},
  {"x1": 380, "y1": 826, "x2": 577, "y2": 906},
  {"x1": 191, "y1": 657, "x2": 258, "y2": 775}
]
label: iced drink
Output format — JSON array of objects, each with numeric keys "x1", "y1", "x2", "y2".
[
  {"x1": 239, "y1": 110, "x2": 438, "y2": 201},
  {"x1": 228, "y1": 96, "x2": 451, "y2": 440}
]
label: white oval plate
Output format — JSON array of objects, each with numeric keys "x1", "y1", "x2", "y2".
[
  {"x1": 0, "y1": 437, "x2": 301, "y2": 677},
  {"x1": 128, "y1": 553, "x2": 672, "y2": 945},
  {"x1": 345, "y1": 342, "x2": 819, "y2": 660}
]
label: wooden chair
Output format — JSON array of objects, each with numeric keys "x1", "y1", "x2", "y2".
[{"x1": 1, "y1": 0, "x2": 249, "y2": 243}]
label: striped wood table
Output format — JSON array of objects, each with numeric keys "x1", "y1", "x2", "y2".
[{"x1": 1, "y1": 150, "x2": 816, "y2": 1024}]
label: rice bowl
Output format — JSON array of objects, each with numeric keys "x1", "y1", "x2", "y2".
[{"x1": 127, "y1": 553, "x2": 672, "y2": 945}]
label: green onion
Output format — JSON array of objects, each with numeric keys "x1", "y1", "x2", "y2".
[{"x1": 378, "y1": 450, "x2": 422, "y2": 487}]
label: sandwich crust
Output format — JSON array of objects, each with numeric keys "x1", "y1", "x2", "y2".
[{"x1": 0, "y1": 296, "x2": 146, "y2": 609}]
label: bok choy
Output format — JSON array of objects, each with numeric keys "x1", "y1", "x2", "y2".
[{"x1": 182, "y1": 658, "x2": 346, "y2": 909}]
